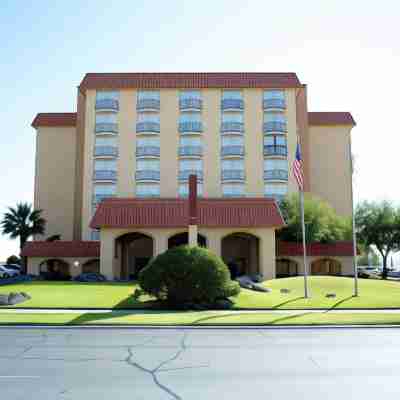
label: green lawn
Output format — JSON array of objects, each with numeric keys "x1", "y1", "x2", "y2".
[{"x1": 1, "y1": 276, "x2": 400, "y2": 310}]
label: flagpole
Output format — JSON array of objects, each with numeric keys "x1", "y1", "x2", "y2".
[{"x1": 300, "y1": 190, "x2": 309, "y2": 298}]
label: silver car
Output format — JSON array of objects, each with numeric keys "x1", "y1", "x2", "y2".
[{"x1": 0, "y1": 265, "x2": 20, "y2": 279}]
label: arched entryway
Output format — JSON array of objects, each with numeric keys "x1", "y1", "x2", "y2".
[
  {"x1": 168, "y1": 232, "x2": 207, "y2": 249},
  {"x1": 221, "y1": 232, "x2": 260, "y2": 278},
  {"x1": 276, "y1": 258, "x2": 299, "y2": 278},
  {"x1": 82, "y1": 259, "x2": 100, "y2": 274},
  {"x1": 116, "y1": 233, "x2": 154, "y2": 280},
  {"x1": 311, "y1": 258, "x2": 342, "y2": 275},
  {"x1": 39, "y1": 259, "x2": 71, "y2": 280}
]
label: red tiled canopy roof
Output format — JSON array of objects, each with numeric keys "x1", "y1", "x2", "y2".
[
  {"x1": 277, "y1": 241, "x2": 357, "y2": 257},
  {"x1": 308, "y1": 112, "x2": 356, "y2": 126},
  {"x1": 79, "y1": 72, "x2": 302, "y2": 91},
  {"x1": 21, "y1": 241, "x2": 99, "y2": 258},
  {"x1": 90, "y1": 198, "x2": 285, "y2": 229},
  {"x1": 31, "y1": 113, "x2": 77, "y2": 128}
]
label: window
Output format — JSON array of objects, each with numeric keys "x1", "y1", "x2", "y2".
[
  {"x1": 94, "y1": 184, "x2": 116, "y2": 196},
  {"x1": 95, "y1": 113, "x2": 117, "y2": 123},
  {"x1": 94, "y1": 159, "x2": 117, "y2": 171},
  {"x1": 180, "y1": 90, "x2": 201, "y2": 100},
  {"x1": 179, "y1": 159, "x2": 202, "y2": 171},
  {"x1": 222, "y1": 90, "x2": 242, "y2": 100},
  {"x1": 263, "y1": 90, "x2": 285, "y2": 100},
  {"x1": 265, "y1": 184, "x2": 287, "y2": 197},
  {"x1": 180, "y1": 136, "x2": 202, "y2": 146},
  {"x1": 136, "y1": 183, "x2": 160, "y2": 197},
  {"x1": 222, "y1": 112, "x2": 243, "y2": 123},
  {"x1": 264, "y1": 135, "x2": 287, "y2": 147},
  {"x1": 179, "y1": 183, "x2": 203, "y2": 197},
  {"x1": 137, "y1": 137, "x2": 160, "y2": 147},
  {"x1": 264, "y1": 112, "x2": 286, "y2": 123},
  {"x1": 137, "y1": 113, "x2": 160, "y2": 123},
  {"x1": 264, "y1": 159, "x2": 288, "y2": 171},
  {"x1": 96, "y1": 91, "x2": 119, "y2": 101},
  {"x1": 222, "y1": 159, "x2": 244, "y2": 170},
  {"x1": 222, "y1": 136, "x2": 244, "y2": 146},
  {"x1": 137, "y1": 91, "x2": 160, "y2": 101},
  {"x1": 179, "y1": 112, "x2": 201, "y2": 123},
  {"x1": 91, "y1": 230, "x2": 100, "y2": 241},
  {"x1": 95, "y1": 136, "x2": 117, "y2": 146},
  {"x1": 137, "y1": 159, "x2": 160, "y2": 171},
  {"x1": 222, "y1": 183, "x2": 245, "y2": 197}
]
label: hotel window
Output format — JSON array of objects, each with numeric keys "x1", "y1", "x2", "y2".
[
  {"x1": 137, "y1": 113, "x2": 160, "y2": 123},
  {"x1": 179, "y1": 183, "x2": 203, "y2": 198},
  {"x1": 263, "y1": 90, "x2": 285, "y2": 101},
  {"x1": 222, "y1": 159, "x2": 244, "y2": 171},
  {"x1": 222, "y1": 183, "x2": 245, "y2": 197},
  {"x1": 95, "y1": 113, "x2": 117, "y2": 124},
  {"x1": 222, "y1": 90, "x2": 243, "y2": 100},
  {"x1": 95, "y1": 136, "x2": 117, "y2": 147},
  {"x1": 137, "y1": 159, "x2": 160, "y2": 171},
  {"x1": 96, "y1": 91, "x2": 119, "y2": 101},
  {"x1": 137, "y1": 137, "x2": 160, "y2": 147},
  {"x1": 179, "y1": 159, "x2": 202, "y2": 171},
  {"x1": 93, "y1": 184, "x2": 116, "y2": 203},
  {"x1": 264, "y1": 135, "x2": 287, "y2": 147},
  {"x1": 265, "y1": 184, "x2": 287, "y2": 200},
  {"x1": 264, "y1": 158, "x2": 288, "y2": 172},
  {"x1": 179, "y1": 112, "x2": 201, "y2": 123},
  {"x1": 136, "y1": 184, "x2": 160, "y2": 197},
  {"x1": 222, "y1": 135, "x2": 244, "y2": 146},
  {"x1": 94, "y1": 159, "x2": 117, "y2": 171},
  {"x1": 137, "y1": 90, "x2": 160, "y2": 101},
  {"x1": 264, "y1": 112, "x2": 286, "y2": 123},
  {"x1": 222, "y1": 112, "x2": 243, "y2": 123},
  {"x1": 180, "y1": 90, "x2": 201, "y2": 101},
  {"x1": 180, "y1": 136, "x2": 202, "y2": 146}
]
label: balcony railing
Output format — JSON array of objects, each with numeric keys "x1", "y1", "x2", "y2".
[
  {"x1": 263, "y1": 98, "x2": 286, "y2": 110},
  {"x1": 136, "y1": 122, "x2": 160, "y2": 133},
  {"x1": 263, "y1": 121, "x2": 287, "y2": 133},
  {"x1": 223, "y1": 192, "x2": 245, "y2": 198},
  {"x1": 95, "y1": 99, "x2": 119, "y2": 111},
  {"x1": 95, "y1": 123, "x2": 118, "y2": 134},
  {"x1": 264, "y1": 169, "x2": 288, "y2": 181},
  {"x1": 178, "y1": 170, "x2": 203, "y2": 181},
  {"x1": 135, "y1": 170, "x2": 160, "y2": 181},
  {"x1": 263, "y1": 145, "x2": 288, "y2": 157},
  {"x1": 221, "y1": 145, "x2": 245, "y2": 157},
  {"x1": 178, "y1": 121, "x2": 203, "y2": 133},
  {"x1": 178, "y1": 145, "x2": 203, "y2": 157},
  {"x1": 93, "y1": 170, "x2": 117, "y2": 181},
  {"x1": 93, "y1": 193, "x2": 116, "y2": 204},
  {"x1": 221, "y1": 170, "x2": 245, "y2": 181},
  {"x1": 221, "y1": 98, "x2": 244, "y2": 110},
  {"x1": 179, "y1": 98, "x2": 202, "y2": 111},
  {"x1": 136, "y1": 98, "x2": 160, "y2": 111},
  {"x1": 94, "y1": 146, "x2": 119, "y2": 157},
  {"x1": 136, "y1": 146, "x2": 160, "y2": 157},
  {"x1": 220, "y1": 121, "x2": 244, "y2": 133}
]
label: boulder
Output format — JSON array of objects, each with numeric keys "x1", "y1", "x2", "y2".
[
  {"x1": 326, "y1": 293, "x2": 336, "y2": 299},
  {"x1": 0, "y1": 292, "x2": 30, "y2": 306},
  {"x1": 252, "y1": 283, "x2": 271, "y2": 293},
  {"x1": 280, "y1": 288, "x2": 291, "y2": 294}
]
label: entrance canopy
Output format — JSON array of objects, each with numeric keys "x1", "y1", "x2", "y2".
[{"x1": 90, "y1": 198, "x2": 285, "y2": 229}]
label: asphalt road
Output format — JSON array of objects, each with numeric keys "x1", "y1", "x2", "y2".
[{"x1": 1, "y1": 327, "x2": 400, "y2": 399}]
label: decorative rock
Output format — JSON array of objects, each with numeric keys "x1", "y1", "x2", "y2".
[
  {"x1": 280, "y1": 288, "x2": 291, "y2": 294},
  {"x1": 252, "y1": 284, "x2": 272, "y2": 293},
  {"x1": 326, "y1": 293, "x2": 336, "y2": 298},
  {"x1": 73, "y1": 273, "x2": 107, "y2": 282},
  {"x1": 250, "y1": 274, "x2": 264, "y2": 283},
  {"x1": 0, "y1": 292, "x2": 30, "y2": 306}
]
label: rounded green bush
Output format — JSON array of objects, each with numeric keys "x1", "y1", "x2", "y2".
[{"x1": 138, "y1": 245, "x2": 240, "y2": 306}]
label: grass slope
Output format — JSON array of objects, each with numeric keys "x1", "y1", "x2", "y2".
[{"x1": 1, "y1": 276, "x2": 400, "y2": 310}]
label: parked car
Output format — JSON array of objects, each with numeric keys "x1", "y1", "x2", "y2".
[
  {"x1": 0, "y1": 265, "x2": 20, "y2": 279},
  {"x1": 3, "y1": 264, "x2": 21, "y2": 271}
]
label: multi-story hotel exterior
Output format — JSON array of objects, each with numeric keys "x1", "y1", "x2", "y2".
[{"x1": 23, "y1": 73, "x2": 356, "y2": 280}]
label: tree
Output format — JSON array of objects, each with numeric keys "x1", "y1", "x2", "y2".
[
  {"x1": 355, "y1": 201, "x2": 400, "y2": 279},
  {"x1": 357, "y1": 246, "x2": 380, "y2": 266},
  {"x1": 6, "y1": 255, "x2": 21, "y2": 265},
  {"x1": 1, "y1": 203, "x2": 46, "y2": 269},
  {"x1": 277, "y1": 193, "x2": 351, "y2": 243}
]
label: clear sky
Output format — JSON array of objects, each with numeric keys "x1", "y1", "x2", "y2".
[{"x1": 1, "y1": 0, "x2": 399, "y2": 260}]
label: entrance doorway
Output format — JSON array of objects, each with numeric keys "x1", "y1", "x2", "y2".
[
  {"x1": 168, "y1": 232, "x2": 207, "y2": 249},
  {"x1": 311, "y1": 258, "x2": 342, "y2": 275}
]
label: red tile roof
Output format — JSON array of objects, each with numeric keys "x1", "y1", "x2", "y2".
[
  {"x1": 21, "y1": 241, "x2": 99, "y2": 258},
  {"x1": 79, "y1": 72, "x2": 302, "y2": 91},
  {"x1": 308, "y1": 112, "x2": 356, "y2": 126},
  {"x1": 277, "y1": 241, "x2": 358, "y2": 257},
  {"x1": 90, "y1": 198, "x2": 285, "y2": 229},
  {"x1": 32, "y1": 113, "x2": 77, "y2": 128}
]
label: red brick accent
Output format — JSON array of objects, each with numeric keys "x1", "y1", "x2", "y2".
[
  {"x1": 277, "y1": 241, "x2": 358, "y2": 257},
  {"x1": 32, "y1": 113, "x2": 77, "y2": 128},
  {"x1": 308, "y1": 112, "x2": 356, "y2": 126},
  {"x1": 188, "y1": 175, "x2": 198, "y2": 225},
  {"x1": 21, "y1": 241, "x2": 99, "y2": 258}
]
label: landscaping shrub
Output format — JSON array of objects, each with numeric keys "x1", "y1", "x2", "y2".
[{"x1": 138, "y1": 245, "x2": 240, "y2": 306}]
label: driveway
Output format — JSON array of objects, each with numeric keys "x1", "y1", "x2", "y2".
[{"x1": 0, "y1": 327, "x2": 399, "y2": 399}]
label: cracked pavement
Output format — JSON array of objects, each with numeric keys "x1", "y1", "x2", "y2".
[{"x1": 1, "y1": 328, "x2": 400, "y2": 399}]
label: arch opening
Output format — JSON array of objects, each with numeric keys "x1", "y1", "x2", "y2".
[
  {"x1": 82, "y1": 259, "x2": 100, "y2": 274},
  {"x1": 276, "y1": 258, "x2": 299, "y2": 278},
  {"x1": 39, "y1": 259, "x2": 71, "y2": 280},
  {"x1": 311, "y1": 258, "x2": 342, "y2": 276},
  {"x1": 167, "y1": 232, "x2": 207, "y2": 249}
]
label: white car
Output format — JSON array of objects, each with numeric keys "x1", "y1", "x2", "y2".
[{"x1": 0, "y1": 265, "x2": 20, "y2": 279}]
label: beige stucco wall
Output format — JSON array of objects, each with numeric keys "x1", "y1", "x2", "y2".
[
  {"x1": 308, "y1": 125, "x2": 353, "y2": 217},
  {"x1": 34, "y1": 126, "x2": 76, "y2": 240}
]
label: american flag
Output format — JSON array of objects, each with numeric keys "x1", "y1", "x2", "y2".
[{"x1": 293, "y1": 141, "x2": 304, "y2": 190}]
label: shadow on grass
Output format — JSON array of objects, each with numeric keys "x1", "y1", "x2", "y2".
[
  {"x1": 272, "y1": 296, "x2": 305, "y2": 309},
  {"x1": 324, "y1": 296, "x2": 355, "y2": 313}
]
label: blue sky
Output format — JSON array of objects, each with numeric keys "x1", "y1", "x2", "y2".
[{"x1": 1, "y1": 0, "x2": 400, "y2": 260}]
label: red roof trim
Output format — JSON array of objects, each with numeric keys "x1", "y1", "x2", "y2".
[
  {"x1": 21, "y1": 241, "x2": 99, "y2": 258},
  {"x1": 32, "y1": 113, "x2": 77, "y2": 128},
  {"x1": 308, "y1": 112, "x2": 356, "y2": 126},
  {"x1": 277, "y1": 241, "x2": 358, "y2": 257},
  {"x1": 90, "y1": 198, "x2": 285, "y2": 229},
  {"x1": 79, "y1": 72, "x2": 302, "y2": 91}
]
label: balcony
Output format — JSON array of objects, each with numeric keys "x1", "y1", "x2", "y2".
[
  {"x1": 94, "y1": 146, "x2": 118, "y2": 157},
  {"x1": 221, "y1": 145, "x2": 245, "y2": 157},
  {"x1": 264, "y1": 145, "x2": 288, "y2": 157},
  {"x1": 223, "y1": 192, "x2": 245, "y2": 198},
  {"x1": 136, "y1": 98, "x2": 160, "y2": 111},
  {"x1": 95, "y1": 123, "x2": 118, "y2": 134},
  {"x1": 136, "y1": 122, "x2": 160, "y2": 134},
  {"x1": 93, "y1": 193, "x2": 116, "y2": 204},
  {"x1": 95, "y1": 99, "x2": 119, "y2": 111},
  {"x1": 263, "y1": 98, "x2": 286, "y2": 110},
  {"x1": 179, "y1": 98, "x2": 202, "y2": 111},
  {"x1": 178, "y1": 121, "x2": 203, "y2": 133},
  {"x1": 178, "y1": 145, "x2": 203, "y2": 157},
  {"x1": 264, "y1": 169, "x2": 288, "y2": 181},
  {"x1": 221, "y1": 170, "x2": 245, "y2": 181},
  {"x1": 221, "y1": 98, "x2": 244, "y2": 110},
  {"x1": 263, "y1": 121, "x2": 287, "y2": 133},
  {"x1": 220, "y1": 122, "x2": 244, "y2": 134},
  {"x1": 178, "y1": 170, "x2": 203, "y2": 181},
  {"x1": 135, "y1": 170, "x2": 160, "y2": 182},
  {"x1": 93, "y1": 170, "x2": 117, "y2": 182},
  {"x1": 136, "y1": 146, "x2": 160, "y2": 157}
]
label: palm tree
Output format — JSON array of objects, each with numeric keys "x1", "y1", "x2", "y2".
[{"x1": 1, "y1": 203, "x2": 46, "y2": 258}]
